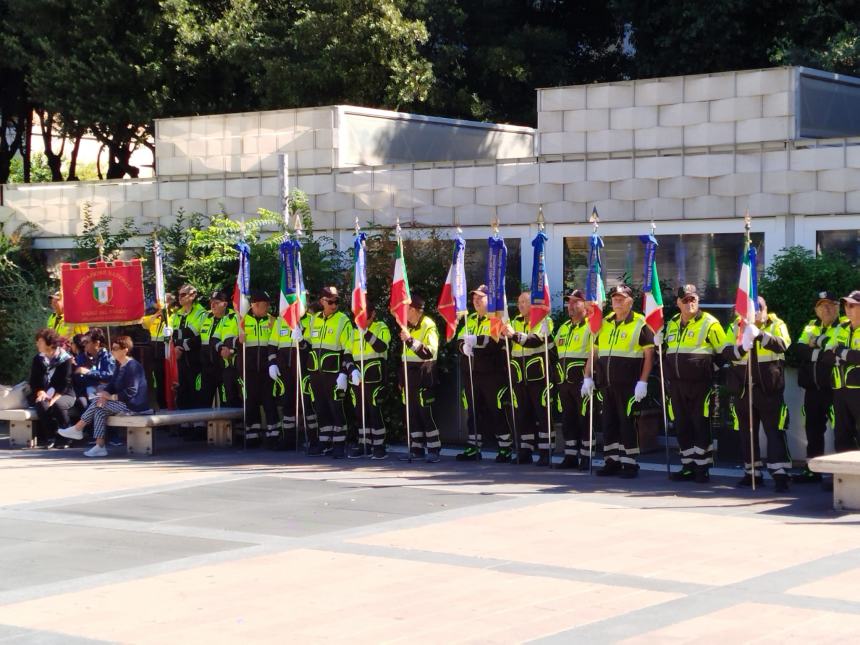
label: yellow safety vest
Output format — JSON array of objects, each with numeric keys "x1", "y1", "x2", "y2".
[
  {"x1": 665, "y1": 311, "x2": 725, "y2": 356},
  {"x1": 304, "y1": 310, "x2": 352, "y2": 372},
  {"x1": 404, "y1": 315, "x2": 438, "y2": 363},
  {"x1": 827, "y1": 322, "x2": 860, "y2": 389}
]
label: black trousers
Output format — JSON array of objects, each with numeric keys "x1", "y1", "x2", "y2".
[
  {"x1": 176, "y1": 355, "x2": 201, "y2": 410},
  {"x1": 351, "y1": 381, "x2": 386, "y2": 447},
  {"x1": 833, "y1": 388, "x2": 860, "y2": 453},
  {"x1": 309, "y1": 371, "x2": 346, "y2": 446},
  {"x1": 275, "y1": 347, "x2": 319, "y2": 443},
  {"x1": 199, "y1": 360, "x2": 221, "y2": 409},
  {"x1": 669, "y1": 379, "x2": 714, "y2": 469},
  {"x1": 34, "y1": 395, "x2": 76, "y2": 442},
  {"x1": 600, "y1": 383, "x2": 639, "y2": 466},
  {"x1": 462, "y1": 368, "x2": 512, "y2": 450},
  {"x1": 802, "y1": 387, "x2": 833, "y2": 460},
  {"x1": 242, "y1": 365, "x2": 279, "y2": 439},
  {"x1": 513, "y1": 380, "x2": 551, "y2": 452},
  {"x1": 558, "y1": 380, "x2": 592, "y2": 457},
  {"x1": 735, "y1": 388, "x2": 791, "y2": 475},
  {"x1": 403, "y1": 363, "x2": 439, "y2": 451}
]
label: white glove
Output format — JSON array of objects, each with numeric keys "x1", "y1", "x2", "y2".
[
  {"x1": 634, "y1": 380, "x2": 648, "y2": 402},
  {"x1": 840, "y1": 348, "x2": 850, "y2": 361},
  {"x1": 540, "y1": 319, "x2": 550, "y2": 335},
  {"x1": 463, "y1": 334, "x2": 478, "y2": 348},
  {"x1": 291, "y1": 325, "x2": 303, "y2": 342},
  {"x1": 350, "y1": 370, "x2": 361, "y2": 386},
  {"x1": 653, "y1": 331, "x2": 663, "y2": 346},
  {"x1": 268, "y1": 365, "x2": 280, "y2": 380},
  {"x1": 741, "y1": 323, "x2": 759, "y2": 352},
  {"x1": 580, "y1": 377, "x2": 594, "y2": 398},
  {"x1": 45, "y1": 387, "x2": 56, "y2": 399},
  {"x1": 336, "y1": 373, "x2": 347, "y2": 391},
  {"x1": 462, "y1": 343, "x2": 474, "y2": 358}
]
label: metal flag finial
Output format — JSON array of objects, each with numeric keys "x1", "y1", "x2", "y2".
[
  {"x1": 537, "y1": 206, "x2": 545, "y2": 231},
  {"x1": 355, "y1": 215, "x2": 360, "y2": 235},
  {"x1": 590, "y1": 206, "x2": 599, "y2": 231},
  {"x1": 491, "y1": 216, "x2": 500, "y2": 237}
]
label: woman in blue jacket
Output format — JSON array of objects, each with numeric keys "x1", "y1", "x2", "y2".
[{"x1": 58, "y1": 335, "x2": 151, "y2": 457}]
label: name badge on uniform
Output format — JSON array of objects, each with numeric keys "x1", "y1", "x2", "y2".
[
  {"x1": 311, "y1": 329, "x2": 320, "y2": 338},
  {"x1": 687, "y1": 331, "x2": 694, "y2": 339},
  {"x1": 667, "y1": 334, "x2": 676, "y2": 341},
  {"x1": 280, "y1": 328, "x2": 289, "y2": 336},
  {"x1": 620, "y1": 332, "x2": 627, "y2": 339}
]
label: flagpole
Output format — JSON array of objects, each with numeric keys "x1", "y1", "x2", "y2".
[
  {"x1": 744, "y1": 211, "x2": 757, "y2": 491},
  {"x1": 454, "y1": 223, "x2": 479, "y2": 456},
  {"x1": 239, "y1": 217, "x2": 248, "y2": 452},
  {"x1": 356, "y1": 217, "x2": 368, "y2": 457},
  {"x1": 538, "y1": 208, "x2": 554, "y2": 468},
  {"x1": 588, "y1": 209, "x2": 599, "y2": 475},
  {"x1": 651, "y1": 220, "x2": 671, "y2": 477},
  {"x1": 494, "y1": 215, "x2": 519, "y2": 458},
  {"x1": 395, "y1": 218, "x2": 413, "y2": 463},
  {"x1": 292, "y1": 211, "x2": 309, "y2": 453}
]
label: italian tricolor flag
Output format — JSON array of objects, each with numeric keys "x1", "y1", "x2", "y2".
[
  {"x1": 735, "y1": 239, "x2": 757, "y2": 326},
  {"x1": 643, "y1": 260, "x2": 664, "y2": 333},
  {"x1": 389, "y1": 236, "x2": 411, "y2": 329}
]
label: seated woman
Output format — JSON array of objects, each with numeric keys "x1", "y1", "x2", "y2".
[
  {"x1": 28, "y1": 328, "x2": 76, "y2": 448},
  {"x1": 59, "y1": 335, "x2": 152, "y2": 457}
]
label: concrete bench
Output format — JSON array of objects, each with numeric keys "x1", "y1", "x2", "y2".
[
  {"x1": 809, "y1": 451, "x2": 860, "y2": 511},
  {"x1": 0, "y1": 407, "x2": 243, "y2": 455},
  {"x1": 115, "y1": 408, "x2": 244, "y2": 456},
  {"x1": 0, "y1": 408, "x2": 40, "y2": 448}
]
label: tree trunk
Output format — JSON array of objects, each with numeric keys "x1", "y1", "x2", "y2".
[
  {"x1": 22, "y1": 110, "x2": 32, "y2": 183},
  {"x1": 106, "y1": 138, "x2": 139, "y2": 179},
  {"x1": 66, "y1": 131, "x2": 84, "y2": 181},
  {"x1": 38, "y1": 111, "x2": 65, "y2": 182}
]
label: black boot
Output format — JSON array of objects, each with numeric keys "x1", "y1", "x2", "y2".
[
  {"x1": 773, "y1": 474, "x2": 790, "y2": 493},
  {"x1": 578, "y1": 457, "x2": 591, "y2": 471},
  {"x1": 456, "y1": 446, "x2": 482, "y2": 461},
  {"x1": 495, "y1": 447, "x2": 513, "y2": 463},
  {"x1": 535, "y1": 450, "x2": 551, "y2": 466},
  {"x1": 736, "y1": 473, "x2": 764, "y2": 487},
  {"x1": 619, "y1": 463, "x2": 639, "y2": 479},
  {"x1": 516, "y1": 449, "x2": 534, "y2": 464},
  {"x1": 792, "y1": 467, "x2": 822, "y2": 484},
  {"x1": 670, "y1": 467, "x2": 695, "y2": 482},
  {"x1": 558, "y1": 455, "x2": 579, "y2": 469},
  {"x1": 595, "y1": 460, "x2": 621, "y2": 476},
  {"x1": 694, "y1": 466, "x2": 710, "y2": 483}
]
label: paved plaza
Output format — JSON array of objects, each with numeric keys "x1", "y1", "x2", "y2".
[{"x1": 0, "y1": 434, "x2": 858, "y2": 644}]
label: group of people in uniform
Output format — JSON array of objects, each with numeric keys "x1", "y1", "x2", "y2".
[{"x1": 37, "y1": 278, "x2": 860, "y2": 489}]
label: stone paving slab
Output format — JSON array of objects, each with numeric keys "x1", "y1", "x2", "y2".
[{"x1": 0, "y1": 449, "x2": 856, "y2": 643}]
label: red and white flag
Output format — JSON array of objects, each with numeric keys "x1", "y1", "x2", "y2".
[{"x1": 389, "y1": 234, "x2": 411, "y2": 329}]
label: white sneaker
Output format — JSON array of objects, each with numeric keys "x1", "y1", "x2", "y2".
[
  {"x1": 84, "y1": 445, "x2": 108, "y2": 458},
  {"x1": 58, "y1": 426, "x2": 84, "y2": 440}
]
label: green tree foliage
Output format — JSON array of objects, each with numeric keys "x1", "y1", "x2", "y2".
[
  {"x1": 759, "y1": 246, "x2": 860, "y2": 365},
  {"x1": 613, "y1": 0, "x2": 860, "y2": 80},
  {"x1": 5, "y1": 0, "x2": 175, "y2": 179},
  {"x1": 407, "y1": 0, "x2": 625, "y2": 122},
  {"x1": 0, "y1": 219, "x2": 52, "y2": 383},
  {"x1": 72, "y1": 205, "x2": 139, "y2": 262}
]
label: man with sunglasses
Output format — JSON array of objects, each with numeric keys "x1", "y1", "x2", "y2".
[
  {"x1": 793, "y1": 291, "x2": 841, "y2": 483},
  {"x1": 169, "y1": 284, "x2": 207, "y2": 411},
  {"x1": 298, "y1": 286, "x2": 356, "y2": 458},
  {"x1": 224, "y1": 290, "x2": 280, "y2": 446},
  {"x1": 199, "y1": 290, "x2": 239, "y2": 409},
  {"x1": 662, "y1": 285, "x2": 726, "y2": 483}
]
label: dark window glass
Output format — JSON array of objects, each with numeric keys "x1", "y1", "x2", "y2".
[
  {"x1": 816, "y1": 229, "x2": 860, "y2": 264},
  {"x1": 463, "y1": 237, "x2": 522, "y2": 302},
  {"x1": 562, "y1": 232, "x2": 765, "y2": 308}
]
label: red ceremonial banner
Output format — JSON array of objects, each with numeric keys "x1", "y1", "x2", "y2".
[{"x1": 60, "y1": 259, "x2": 145, "y2": 325}]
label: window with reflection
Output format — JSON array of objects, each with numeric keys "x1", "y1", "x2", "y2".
[
  {"x1": 816, "y1": 229, "x2": 860, "y2": 264},
  {"x1": 562, "y1": 232, "x2": 765, "y2": 308}
]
